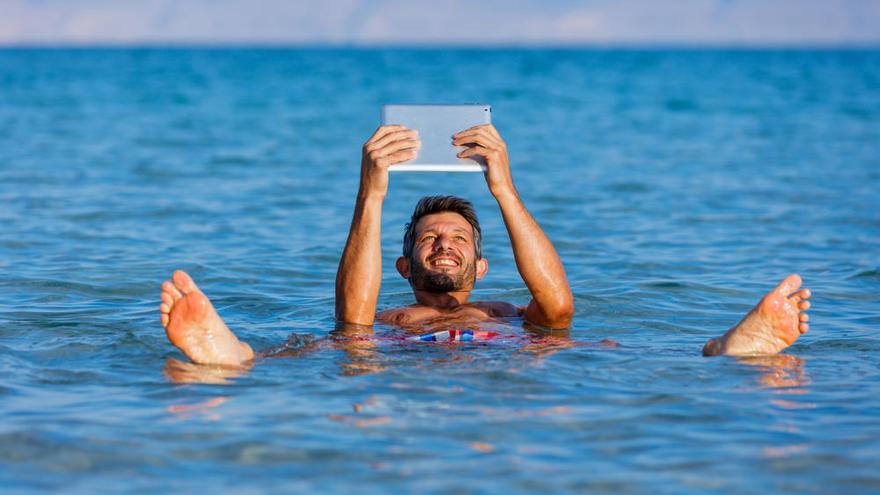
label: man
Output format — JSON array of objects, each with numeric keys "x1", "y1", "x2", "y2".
[
  {"x1": 335, "y1": 124, "x2": 574, "y2": 331},
  {"x1": 159, "y1": 125, "x2": 812, "y2": 367}
]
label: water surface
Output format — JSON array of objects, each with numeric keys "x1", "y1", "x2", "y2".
[{"x1": 1, "y1": 48, "x2": 878, "y2": 493}]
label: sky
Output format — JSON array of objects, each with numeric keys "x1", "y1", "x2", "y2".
[{"x1": 1, "y1": 0, "x2": 879, "y2": 46}]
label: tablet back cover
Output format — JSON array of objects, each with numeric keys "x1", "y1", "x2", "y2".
[{"x1": 381, "y1": 104, "x2": 491, "y2": 172}]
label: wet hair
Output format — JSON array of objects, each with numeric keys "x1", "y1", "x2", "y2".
[{"x1": 403, "y1": 195, "x2": 482, "y2": 260}]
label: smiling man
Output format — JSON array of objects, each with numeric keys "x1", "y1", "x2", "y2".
[
  {"x1": 335, "y1": 124, "x2": 574, "y2": 330},
  {"x1": 159, "y1": 125, "x2": 812, "y2": 367}
]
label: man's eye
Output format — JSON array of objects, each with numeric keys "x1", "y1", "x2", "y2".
[
  {"x1": 421, "y1": 235, "x2": 435, "y2": 242},
  {"x1": 454, "y1": 236, "x2": 466, "y2": 242}
]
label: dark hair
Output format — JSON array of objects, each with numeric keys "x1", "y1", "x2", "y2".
[{"x1": 403, "y1": 196, "x2": 482, "y2": 259}]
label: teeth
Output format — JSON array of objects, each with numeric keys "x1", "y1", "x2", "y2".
[{"x1": 432, "y1": 259, "x2": 457, "y2": 266}]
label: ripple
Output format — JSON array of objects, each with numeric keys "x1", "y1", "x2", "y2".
[
  {"x1": 1, "y1": 48, "x2": 879, "y2": 493},
  {"x1": 849, "y1": 269, "x2": 880, "y2": 280}
]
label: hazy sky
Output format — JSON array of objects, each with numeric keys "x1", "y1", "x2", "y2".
[{"x1": 2, "y1": 0, "x2": 879, "y2": 46}]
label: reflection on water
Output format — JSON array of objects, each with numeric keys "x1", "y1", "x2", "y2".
[
  {"x1": 736, "y1": 355, "x2": 817, "y2": 462},
  {"x1": 167, "y1": 396, "x2": 229, "y2": 421},
  {"x1": 1, "y1": 48, "x2": 878, "y2": 493},
  {"x1": 739, "y1": 354, "x2": 812, "y2": 391},
  {"x1": 514, "y1": 332, "x2": 575, "y2": 362},
  {"x1": 162, "y1": 357, "x2": 251, "y2": 385},
  {"x1": 331, "y1": 325, "x2": 387, "y2": 377}
]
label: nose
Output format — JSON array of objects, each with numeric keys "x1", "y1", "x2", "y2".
[{"x1": 432, "y1": 234, "x2": 453, "y2": 251}]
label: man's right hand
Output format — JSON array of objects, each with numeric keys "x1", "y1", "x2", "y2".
[{"x1": 360, "y1": 125, "x2": 420, "y2": 198}]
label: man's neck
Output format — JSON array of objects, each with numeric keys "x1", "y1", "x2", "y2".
[{"x1": 412, "y1": 289, "x2": 472, "y2": 309}]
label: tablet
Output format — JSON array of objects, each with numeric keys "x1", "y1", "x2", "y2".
[{"x1": 381, "y1": 104, "x2": 491, "y2": 172}]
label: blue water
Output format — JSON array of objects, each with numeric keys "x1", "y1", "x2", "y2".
[{"x1": 1, "y1": 48, "x2": 879, "y2": 493}]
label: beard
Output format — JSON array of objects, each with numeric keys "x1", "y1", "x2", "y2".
[{"x1": 408, "y1": 253, "x2": 476, "y2": 293}]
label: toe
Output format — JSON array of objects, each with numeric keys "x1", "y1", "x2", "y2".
[
  {"x1": 160, "y1": 302, "x2": 171, "y2": 314},
  {"x1": 799, "y1": 300, "x2": 811, "y2": 311},
  {"x1": 172, "y1": 270, "x2": 198, "y2": 295},
  {"x1": 163, "y1": 281, "x2": 183, "y2": 300},
  {"x1": 787, "y1": 288, "x2": 811, "y2": 305},
  {"x1": 799, "y1": 313, "x2": 809, "y2": 322},
  {"x1": 775, "y1": 274, "x2": 802, "y2": 296},
  {"x1": 161, "y1": 313, "x2": 169, "y2": 327},
  {"x1": 799, "y1": 323, "x2": 809, "y2": 334},
  {"x1": 161, "y1": 292, "x2": 173, "y2": 305}
]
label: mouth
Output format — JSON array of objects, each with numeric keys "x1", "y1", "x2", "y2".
[{"x1": 427, "y1": 256, "x2": 460, "y2": 269}]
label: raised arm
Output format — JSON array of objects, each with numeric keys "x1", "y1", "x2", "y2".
[
  {"x1": 454, "y1": 125, "x2": 574, "y2": 328},
  {"x1": 335, "y1": 125, "x2": 420, "y2": 325}
]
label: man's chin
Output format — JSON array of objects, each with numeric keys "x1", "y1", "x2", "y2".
[
  {"x1": 410, "y1": 273, "x2": 464, "y2": 293},
  {"x1": 422, "y1": 274, "x2": 458, "y2": 293},
  {"x1": 409, "y1": 260, "x2": 475, "y2": 293}
]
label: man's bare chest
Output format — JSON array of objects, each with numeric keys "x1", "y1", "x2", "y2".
[{"x1": 378, "y1": 301, "x2": 521, "y2": 329}]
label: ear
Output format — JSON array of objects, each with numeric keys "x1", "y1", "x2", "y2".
[
  {"x1": 475, "y1": 258, "x2": 488, "y2": 280},
  {"x1": 396, "y1": 256, "x2": 411, "y2": 279}
]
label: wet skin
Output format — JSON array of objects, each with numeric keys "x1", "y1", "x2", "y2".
[
  {"x1": 702, "y1": 274, "x2": 811, "y2": 356},
  {"x1": 380, "y1": 210, "x2": 520, "y2": 330},
  {"x1": 335, "y1": 124, "x2": 575, "y2": 329},
  {"x1": 160, "y1": 270, "x2": 253, "y2": 367},
  {"x1": 160, "y1": 270, "x2": 812, "y2": 366},
  {"x1": 159, "y1": 125, "x2": 812, "y2": 366},
  {"x1": 378, "y1": 301, "x2": 522, "y2": 332}
]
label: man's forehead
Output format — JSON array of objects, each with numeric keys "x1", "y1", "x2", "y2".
[{"x1": 415, "y1": 212, "x2": 472, "y2": 234}]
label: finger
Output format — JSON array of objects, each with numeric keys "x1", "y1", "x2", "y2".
[
  {"x1": 367, "y1": 129, "x2": 416, "y2": 151},
  {"x1": 454, "y1": 124, "x2": 493, "y2": 136},
  {"x1": 454, "y1": 125, "x2": 503, "y2": 145},
  {"x1": 373, "y1": 138, "x2": 420, "y2": 158},
  {"x1": 382, "y1": 149, "x2": 418, "y2": 166},
  {"x1": 366, "y1": 129, "x2": 419, "y2": 152},
  {"x1": 452, "y1": 133, "x2": 501, "y2": 148},
  {"x1": 453, "y1": 126, "x2": 498, "y2": 141},
  {"x1": 484, "y1": 124, "x2": 501, "y2": 140},
  {"x1": 368, "y1": 125, "x2": 406, "y2": 142},
  {"x1": 453, "y1": 133, "x2": 501, "y2": 149},
  {"x1": 457, "y1": 145, "x2": 491, "y2": 159}
]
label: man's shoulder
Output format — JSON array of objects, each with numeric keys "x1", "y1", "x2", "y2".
[
  {"x1": 467, "y1": 300, "x2": 524, "y2": 317},
  {"x1": 377, "y1": 304, "x2": 436, "y2": 326}
]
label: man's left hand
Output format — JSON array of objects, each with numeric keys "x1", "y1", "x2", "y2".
[{"x1": 453, "y1": 124, "x2": 515, "y2": 197}]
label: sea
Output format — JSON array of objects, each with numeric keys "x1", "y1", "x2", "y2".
[{"x1": 0, "y1": 48, "x2": 878, "y2": 494}]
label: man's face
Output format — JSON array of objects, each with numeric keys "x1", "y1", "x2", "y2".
[{"x1": 402, "y1": 212, "x2": 486, "y2": 293}]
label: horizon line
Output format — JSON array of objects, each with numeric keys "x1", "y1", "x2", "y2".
[{"x1": 3, "y1": 41, "x2": 880, "y2": 50}]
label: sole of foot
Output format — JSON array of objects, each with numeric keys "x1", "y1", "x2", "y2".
[
  {"x1": 160, "y1": 270, "x2": 254, "y2": 366},
  {"x1": 703, "y1": 274, "x2": 811, "y2": 357}
]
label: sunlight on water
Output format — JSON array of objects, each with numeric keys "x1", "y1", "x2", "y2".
[{"x1": 0, "y1": 48, "x2": 878, "y2": 493}]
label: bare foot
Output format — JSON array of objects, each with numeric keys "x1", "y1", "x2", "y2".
[
  {"x1": 703, "y1": 274, "x2": 812, "y2": 357},
  {"x1": 160, "y1": 270, "x2": 254, "y2": 366}
]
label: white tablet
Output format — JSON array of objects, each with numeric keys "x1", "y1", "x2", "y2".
[{"x1": 381, "y1": 104, "x2": 491, "y2": 172}]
